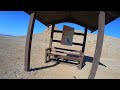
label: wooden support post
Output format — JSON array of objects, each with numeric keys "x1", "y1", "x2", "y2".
[
  {"x1": 78, "y1": 28, "x2": 87, "y2": 70},
  {"x1": 49, "y1": 24, "x2": 55, "y2": 48},
  {"x1": 45, "y1": 24, "x2": 55, "y2": 63},
  {"x1": 25, "y1": 12, "x2": 35, "y2": 71},
  {"x1": 88, "y1": 11, "x2": 105, "y2": 79},
  {"x1": 82, "y1": 27, "x2": 87, "y2": 53}
]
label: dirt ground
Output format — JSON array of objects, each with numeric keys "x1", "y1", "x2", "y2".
[{"x1": 0, "y1": 28, "x2": 120, "y2": 79}]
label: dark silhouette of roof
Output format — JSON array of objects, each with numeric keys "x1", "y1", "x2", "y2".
[{"x1": 25, "y1": 11, "x2": 120, "y2": 32}]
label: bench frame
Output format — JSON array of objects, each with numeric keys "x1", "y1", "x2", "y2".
[{"x1": 45, "y1": 24, "x2": 87, "y2": 69}]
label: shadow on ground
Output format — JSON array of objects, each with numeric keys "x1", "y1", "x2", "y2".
[
  {"x1": 82, "y1": 55, "x2": 107, "y2": 69},
  {"x1": 30, "y1": 55, "x2": 106, "y2": 71},
  {"x1": 30, "y1": 61, "x2": 61, "y2": 71}
]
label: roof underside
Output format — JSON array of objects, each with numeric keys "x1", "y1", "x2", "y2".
[{"x1": 25, "y1": 11, "x2": 120, "y2": 32}]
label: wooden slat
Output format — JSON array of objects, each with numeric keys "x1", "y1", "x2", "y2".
[
  {"x1": 73, "y1": 41, "x2": 83, "y2": 46},
  {"x1": 54, "y1": 30, "x2": 85, "y2": 36},
  {"x1": 53, "y1": 47, "x2": 82, "y2": 53},
  {"x1": 52, "y1": 39, "x2": 60, "y2": 43},
  {"x1": 48, "y1": 53, "x2": 82, "y2": 61},
  {"x1": 51, "y1": 50, "x2": 81, "y2": 56},
  {"x1": 73, "y1": 42, "x2": 83, "y2": 46},
  {"x1": 54, "y1": 30, "x2": 62, "y2": 33},
  {"x1": 52, "y1": 40, "x2": 83, "y2": 46},
  {"x1": 74, "y1": 32, "x2": 85, "y2": 36},
  {"x1": 25, "y1": 12, "x2": 35, "y2": 71}
]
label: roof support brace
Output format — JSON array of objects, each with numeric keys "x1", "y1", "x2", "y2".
[
  {"x1": 88, "y1": 11, "x2": 105, "y2": 79},
  {"x1": 25, "y1": 12, "x2": 35, "y2": 71}
]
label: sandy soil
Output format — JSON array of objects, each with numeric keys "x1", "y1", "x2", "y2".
[{"x1": 0, "y1": 28, "x2": 120, "y2": 79}]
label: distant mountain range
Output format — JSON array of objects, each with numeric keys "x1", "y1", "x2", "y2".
[{"x1": 0, "y1": 34, "x2": 16, "y2": 37}]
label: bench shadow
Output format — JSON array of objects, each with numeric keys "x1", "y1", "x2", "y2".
[
  {"x1": 30, "y1": 61, "x2": 61, "y2": 71},
  {"x1": 30, "y1": 55, "x2": 106, "y2": 71},
  {"x1": 82, "y1": 55, "x2": 107, "y2": 69},
  {"x1": 51, "y1": 58, "x2": 79, "y2": 65}
]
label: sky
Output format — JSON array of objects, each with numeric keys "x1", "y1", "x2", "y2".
[{"x1": 0, "y1": 11, "x2": 120, "y2": 38}]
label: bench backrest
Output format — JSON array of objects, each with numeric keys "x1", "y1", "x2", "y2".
[{"x1": 49, "y1": 24, "x2": 87, "y2": 53}]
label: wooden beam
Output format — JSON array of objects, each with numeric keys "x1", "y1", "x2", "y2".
[
  {"x1": 74, "y1": 32, "x2": 85, "y2": 36},
  {"x1": 52, "y1": 39, "x2": 83, "y2": 46},
  {"x1": 82, "y1": 27, "x2": 87, "y2": 53},
  {"x1": 54, "y1": 30, "x2": 85, "y2": 36},
  {"x1": 25, "y1": 12, "x2": 35, "y2": 71},
  {"x1": 49, "y1": 24, "x2": 55, "y2": 48},
  {"x1": 53, "y1": 47, "x2": 82, "y2": 53},
  {"x1": 88, "y1": 11, "x2": 105, "y2": 79},
  {"x1": 51, "y1": 50, "x2": 80, "y2": 55},
  {"x1": 45, "y1": 24, "x2": 55, "y2": 63}
]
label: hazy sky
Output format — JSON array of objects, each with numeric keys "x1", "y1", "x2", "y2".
[{"x1": 0, "y1": 11, "x2": 120, "y2": 38}]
